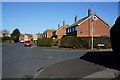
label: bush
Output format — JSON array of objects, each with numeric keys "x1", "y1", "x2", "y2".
[
  {"x1": 93, "y1": 37, "x2": 111, "y2": 49},
  {"x1": 60, "y1": 36, "x2": 111, "y2": 49},
  {"x1": 37, "y1": 38, "x2": 53, "y2": 47},
  {"x1": 2, "y1": 36, "x2": 13, "y2": 43},
  {"x1": 2, "y1": 36, "x2": 12, "y2": 41},
  {"x1": 60, "y1": 36, "x2": 78, "y2": 48}
]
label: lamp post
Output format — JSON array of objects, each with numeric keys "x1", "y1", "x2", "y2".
[
  {"x1": 91, "y1": 20, "x2": 94, "y2": 50},
  {"x1": 91, "y1": 16, "x2": 98, "y2": 50}
]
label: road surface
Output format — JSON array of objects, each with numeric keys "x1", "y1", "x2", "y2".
[{"x1": 3, "y1": 43, "x2": 88, "y2": 78}]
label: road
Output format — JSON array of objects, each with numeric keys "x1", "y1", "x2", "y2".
[{"x1": 3, "y1": 43, "x2": 89, "y2": 78}]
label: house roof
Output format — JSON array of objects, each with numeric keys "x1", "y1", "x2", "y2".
[
  {"x1": 43, "y1": 29, "x2": 55, "y2": 34},
  {"x1": 68, "y1": 14, "x2": 110, "y2": 28},
  {"x1": 69, "y1": 16, "x2": 88, "y2": 28},
  {"x1": 26, "y1": 34, "x2": 33, "y2": 37},
  {"x1": 19, "y1": 34, "x2": 33, "y2": 37},
  {"x1": 56, "y1": 24, "x2": 69, "y2": 31},
  {"x1": 19, "y1": 34, "x2": 24, "y2": 37}
]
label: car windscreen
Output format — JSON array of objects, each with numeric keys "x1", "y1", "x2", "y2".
[{"x1": 25, "y1": 41, "x2": 31, "y2": 43}]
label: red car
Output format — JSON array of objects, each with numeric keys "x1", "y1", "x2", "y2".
[{"x1": 24, "y1": 41, "x2": 32, "y2": 46}]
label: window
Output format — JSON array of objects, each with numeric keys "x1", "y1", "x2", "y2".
[
  {"x1": 67, "y1": 28, "x2": 69, "y2": 33},
  {"x1": 53, "y1": 31, "x2": 56, "y2": 35},
  {"x1": 72, "y1": 27, "x2": 74, "y2": 31},
  {"x1": 75, "y1": 26, "x2": 78, "y2": 31},
  {"x1": 69, "y1": 28, "x2": 71, "y2": 32},
  {"x1": 74, "y1": 27, "x2": 75, "y2": 31}
]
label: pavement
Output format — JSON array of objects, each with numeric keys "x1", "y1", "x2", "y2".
[
  {"x1": 34, "y1": 50, "x2": 120, "y2": 79},
  {"x1": 84, "y1": 68, "x2": 119, "y2": 78},
  {"x1": 35, "y1": 58, "x2": 120, "y2": 79}
]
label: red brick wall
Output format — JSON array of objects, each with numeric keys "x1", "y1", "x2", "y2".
[
  {"x1": 19, "y1": 37, "x2": 24, "y2": 41},
  {"x1": 56, "y1": 25, "x2": 69, "y2": 36},
  {"x1": 77, "y1": 15, "x2": 110, "y2": 37},
  {"x1": 28, "y1": 37, "x2": 33, "y2": 39},
  {"x1": 47, "y1": 34, "x2": 53, "y2": 38}
]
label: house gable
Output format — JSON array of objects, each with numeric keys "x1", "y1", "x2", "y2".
[
  {"x1": 77, "y1": 14, "x2": 110, "y2": 37},
  {"x1": 66, "y1": 13, "x2": 110, "y2": 37},
  {"x1": 56, "y1": 24, "x2": 69, "y2": 35},
  {"x1": 78, "y1": 14, "x2": 111, "y2": 28}
]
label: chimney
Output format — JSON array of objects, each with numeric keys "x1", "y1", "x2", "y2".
[
  {"x1": 74, "y1": 16, "x2": 77, "y2": 22},
  {"x1": 63, "y1": 21, "x2": 65, "y2": 26},
  {"x1": 58, "y1": 24, "x2": 60, "y2": 29},
  {"x1": 88, "y1": 8, "x2": 91, "y2": 17}
]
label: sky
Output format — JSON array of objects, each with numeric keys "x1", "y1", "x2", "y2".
[{"x1": 2, "y1": 2, "x2": 119, "y2": 34}]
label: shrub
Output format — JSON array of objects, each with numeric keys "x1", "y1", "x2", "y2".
[
  {"x1": 37, "y1": 38, "x2": 53, "y2": 47},
  {"x1": 93, "y1": 37, "x2": 111, "y2": 49},
  {"x1": 60, "y1": 36, "x2": 111, "y2": 49},
  {"x1": 60, "y1": 36, "x2": 78, "y2": 48},
  {"x1": 2, "y1": 36, "x2": 12, "y2": 41},
  {"x1": 2, "y1": 36, "x2": 13, "y2": 43}
]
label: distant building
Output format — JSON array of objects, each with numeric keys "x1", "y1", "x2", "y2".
[
  {"x1": 66, "y1": 9, "x2": 110, "y2": 37},
  {"x1": 42, "y1": 30, "x2": 55, "y2": 38},
  {"x1": 0, "y1": 31, "x2": 2, "y2": 37},
  {"x1": 52, "y1": 24, "x2": 69, "y2": 39},
  {"x1": 19, "y1": 33, "x2": 33, "y2": 41},
  {"x1": 0, "y1": 30, "x2": 10, "y2": 37},
  {"x1": 33, "y1": 33, "x2": 43, "y2": 40},
  {"x1": 19, "y1": 34, "x2": 24, "y2": 41}
]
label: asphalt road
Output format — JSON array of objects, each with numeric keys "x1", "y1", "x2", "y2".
[
  {"x1": 2, "y1": 43, "x2": 89, "y2": 78},
  {"x1": 0, "y1": 43, "x2": 2, "y2": 79}
]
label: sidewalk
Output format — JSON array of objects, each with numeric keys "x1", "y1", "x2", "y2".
[
  {"x1": 34, "y1": 57, "x2": 119, "y2": 79},
  {"x1": 83, "y1": 68, "x2": 120, "y2": 78},
  {"x1": 34, "y1": 49, "x2": 120, "y2": 79}
]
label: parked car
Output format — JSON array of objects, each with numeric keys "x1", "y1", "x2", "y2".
[
  {"x1": 20, "y1": 40, "x2": 24, "y2": 43},
  {"x1": 24, "y1": 41, "x2": 32, "y2": 46}
]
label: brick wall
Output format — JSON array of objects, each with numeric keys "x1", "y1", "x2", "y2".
[
  {"x1": 56, "y1": 25, "x2": 69, "y2": 36},
  {"x1": 77, "y1": 15, "x2": 110, "y2": 37}
]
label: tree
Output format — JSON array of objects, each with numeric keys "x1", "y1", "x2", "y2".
[{"x1": 11, "y1": 28, "x2": 21, "y2": 43}]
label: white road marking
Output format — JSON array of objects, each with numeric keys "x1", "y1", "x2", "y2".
[{"x1": 48, "y1": 57, "x2": 53, "y2": 59}]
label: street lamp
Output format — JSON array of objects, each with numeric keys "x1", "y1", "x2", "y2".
[{"x1": 91, "y1": 16, "x2": 98, "y2": 50}]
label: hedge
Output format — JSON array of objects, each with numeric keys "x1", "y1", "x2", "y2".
[
  {"x1": 2, "y1": 36, "x2": 13, "y2": 43},
  {"x1": 53, "y1": 39, "x2": 61, "y2": 47},
  {"x1": 2, "y1": 36, "x2": 12, "y2": 41},
  {"x1": 37, "y1": 38, "x2": 53, "y2": 47},
  {"x1": 60, "y1": 36, "x2": 111, "y2": 49}
]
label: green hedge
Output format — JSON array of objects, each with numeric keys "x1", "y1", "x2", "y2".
[
  {"x1": 60, "y1": 36, "x2": 111, "y2": 49},
  {"x1": 2, "y1": 36, "x2": 14, "y2": 43},
  {"x1": 93, "y1": 37, "x2": 111, "y2": 48},
  {"x1": 37, "y1": 38, "x2": 53, "y2": 47},
  {"x1": 2, "y1": 36, "x2": 12, "y2": 41},
  {"x1": 60, "y1": 36, "x2": 79, "y2": 48}
]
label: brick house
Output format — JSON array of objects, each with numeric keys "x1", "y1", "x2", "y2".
[
  {"x1": 33, "y1": 33, "x2": 43, "y2": 40},
  {"x1": 42, "y1": 30, "x2": 55, "y2": 38},
  {"x1": 19, "y1": 34, "x2": 24, "y2": 41},
  {"x1": 19, "y1": 33, "x2": 33, "y2": 41},
  {"x1": 66, "y1": 9, "x2": 110, "y2": 37},
  {"x1": 52, "y1": 23, "x2": 69, "y2": 39}
]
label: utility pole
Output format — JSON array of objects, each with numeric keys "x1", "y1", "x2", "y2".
[
  {"x1": 91, "y1": 20, "x2": 94, "y2": 50},
  {"x1": 91, "y1": 15, "x2": 98, "y2": 50}
]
